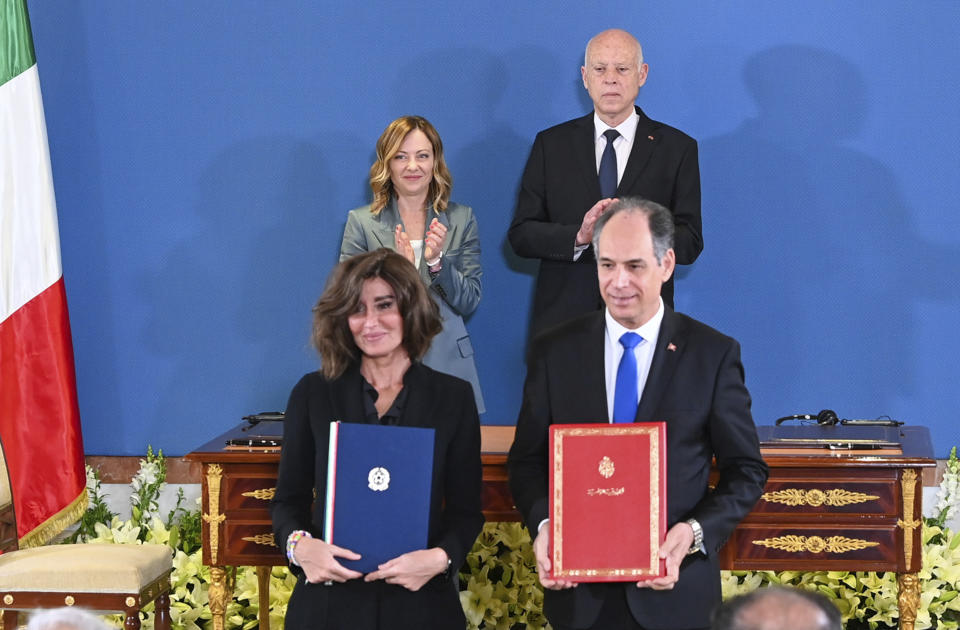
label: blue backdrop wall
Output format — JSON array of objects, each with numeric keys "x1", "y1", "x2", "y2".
[{"x1": 25, "y1": 2, "x2": 959, "y2": 456}]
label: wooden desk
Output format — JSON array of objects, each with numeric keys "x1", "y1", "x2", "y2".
[{"x1": 187, "y1": 425, "x2": 934, "y2": 630}]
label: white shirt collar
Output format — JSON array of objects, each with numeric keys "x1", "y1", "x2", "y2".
[
  {"x1": 604, "y1": 297, "x2": 665, "y2": 346},
  {"x1": 593, "y1": 110, "x2": 639, "y2": 147}
]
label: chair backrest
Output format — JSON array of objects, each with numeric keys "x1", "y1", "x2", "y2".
[{"x1": 0, "y1": 441, "x2": 18, "y2": 551}]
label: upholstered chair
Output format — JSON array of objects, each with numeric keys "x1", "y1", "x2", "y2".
[{"x1": 0, "y1": 445, "x2": 173, "y2": 630}]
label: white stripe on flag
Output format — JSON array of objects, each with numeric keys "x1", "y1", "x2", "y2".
[{"x1": 0, "y1": 64, "x2": 63, "y2": 324}]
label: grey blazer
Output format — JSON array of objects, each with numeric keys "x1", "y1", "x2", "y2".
[{"x1": 339, "y1": 200, "x2": 485, "y2": 413}]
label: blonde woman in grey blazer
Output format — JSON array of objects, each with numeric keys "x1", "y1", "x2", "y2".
[{"x1": 339, "y1": 116, "x2": 484, "y2": 413}]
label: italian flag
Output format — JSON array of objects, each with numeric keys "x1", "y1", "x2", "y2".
[{"x1": 0, "y1": 0, "x2": 87, "y2": 547}]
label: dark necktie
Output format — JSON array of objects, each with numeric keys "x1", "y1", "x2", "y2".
[
  {"x1": 598, "y1": 129, "x2": 620, "y2": 198},
  {"x1": 613, "y1": 332, "x2": 643, "y2": 423}
]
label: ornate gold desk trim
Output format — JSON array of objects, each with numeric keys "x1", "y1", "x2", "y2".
[
  {"x1": 241, "y1": 533, "x2": 277, "y2": 547},
  {"x1": 752, "y1": 534, "x2": 879, "y2": 554},
  {"x1": 202, "y1": 464, "x2": 227, "y2": 564},
  {"x1": 241, "y1": 487, "x2": 276, "y2": 501},
  {"x1": 761, "y1": 488, "x2": 879, "y2": 507},
  {"x1": 898, "y1": 469, "x2": 921, "y2": 568},
  {"x1": 898, "y1": 572, "x2": 920, "y2": 630}
]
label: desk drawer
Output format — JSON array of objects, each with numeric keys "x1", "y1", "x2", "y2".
[
  {"x1": 723, "y1": 524, "x2": 900, "y2": 572},
  {"x1": 222, "y1": 475, "x2": 277, "y2": 513},
  {"x1": 220, "y1": 521, "x2": 285, "y2": 565},
  {"x1": 752, "y1": 479, "x2": 897, "y2": 517}
]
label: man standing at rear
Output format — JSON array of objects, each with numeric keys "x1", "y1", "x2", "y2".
[{"x1": 509, "y1": 29, "x2": 702, "y2": 334}]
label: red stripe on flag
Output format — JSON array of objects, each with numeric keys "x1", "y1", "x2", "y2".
[{"x1": 0, "y1": 278, "x2": 86, "y2": 541}]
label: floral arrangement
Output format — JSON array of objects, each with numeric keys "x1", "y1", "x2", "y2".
[
  {"x1": 73, "y1": 447, "x2": 960, "y2": 629},
  {"x1": 458, "y1": 522, "x2": 546, "y2": 629},
  {"x1": 75, "y1": 448, "x2": 296, "y2": 630}
]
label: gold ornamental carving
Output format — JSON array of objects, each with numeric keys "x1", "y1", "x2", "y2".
[
  {"x1": 125, "y1": 596, "x2": 136, "y2": 607},
  {"x1": 64, "y1": 595, "x2": 75, "y2": 606},
  {"x1": 3, "y1": 594, "x2": 13, "y2": 605},
  {"x1": 202, "y1": 464, "x2": 227, "y2": 564},
  {"x1": 208, "y1": 566, "x2": 235, "y2": 630},
  {"x1": 898, "y1": 572, "x2": 920, "y2": 630},
  {"x1": 752, "y1": 534, "x2": 879, "y2": 554},
  {"x1": 761, "y1": 487, "x2": 879, "y2": 507},
  {"x1": 241, "y1": 487, "x2": 276, "y2": 501},
  {"x1": 241, "y1": 533, "x2": 277, "y2": 547},
  {"x1": 898, "y1": 469, "x2": 921, "y2": 568}
]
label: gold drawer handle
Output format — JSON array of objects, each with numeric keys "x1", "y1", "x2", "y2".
[
  {"x1": 241, "y1": 533, "x2": 277, "y2": 547},
  {"x1": 241, "y1": 488, "x2": 276, "y2": 501},
  {"x1": 761, "y1": 488, "x2": 878, "y2": 507},
  {"x1": 753, "y1": 535, "x2": 879, "y2": 554}
]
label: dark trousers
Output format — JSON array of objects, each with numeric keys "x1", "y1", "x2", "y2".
[{"x1": 549, "y1": 586, "x2": 710, "y2": 630}]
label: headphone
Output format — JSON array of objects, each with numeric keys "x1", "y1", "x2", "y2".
[
  {"x1": 775, "y1": 409, "x2": 839, "y2": 426},
  {"x1": 774, "y1": 410, "x2": 903, "y2": 427}
]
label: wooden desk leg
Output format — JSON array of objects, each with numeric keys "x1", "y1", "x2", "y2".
[
  {"x1": 256, "y1": 566, "x2": 271, "y2": 630},
  {"x1": 898, "y1": 572, "x2": 920, "y2": 630},
  {"x1": 208, "y1": 566, "x2": 234, "y2": 630}
]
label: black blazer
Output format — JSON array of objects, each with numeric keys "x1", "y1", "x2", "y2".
[
  {"x1": 508, "y1": 107, "x2": 703, "y2": 334},
  {"x1": 272, "y1": 363, "x2": 484, "y2": 629},
  {"x1": 507, "y1": 309, "x2": 768, "y2": 630}
]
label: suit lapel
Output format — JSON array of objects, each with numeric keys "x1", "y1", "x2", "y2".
[
  {"x1": 573, "y1": 114, "x2": 602, "y2": 200},
  {"x1": 371, "y1": 202, "x2": 398, "y2": 250},
  {"x1": 618, "y1": 107, "x2": 658, "y2": 196},
  {"x1": 578, "y1": 313, "x2": 610, "y2": 423},
  {"x1": 635, "y1": 308, "x2": 683, "y2": 421}
]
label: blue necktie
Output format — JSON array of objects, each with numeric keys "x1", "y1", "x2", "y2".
[
  {"x1": 598, "y1": 129, "x2": 620, "y2": 198},
  {"x1": 613, "y1": 332, "x2": 643, "y2": 423}
]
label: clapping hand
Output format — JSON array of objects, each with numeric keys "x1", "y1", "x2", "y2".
[
  {"x1": 394, "y1": 224, "x2": 415, "y2": 265},
  {"x1": 423, "y1": 218, "x2": 447, "y2": 263},
  {"x1": 575, "y1": 198, "x2": 617, "y2": 246}
]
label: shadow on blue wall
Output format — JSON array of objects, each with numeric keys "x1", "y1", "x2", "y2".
[{"x1": 692, "y1": 45, "x2": 958, "y2": 424}]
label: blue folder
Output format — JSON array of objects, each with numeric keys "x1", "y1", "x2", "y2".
[{"x1": 324, "y1": 421, "x2": 436, "y2": 573}]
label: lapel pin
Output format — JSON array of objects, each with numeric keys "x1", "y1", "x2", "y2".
[
  {"x1": 648, "y1": 135, "x2": 655, "y2": 141},
  {"x1": 667, "y1": 343, "x2": 677, "y2": 352}
]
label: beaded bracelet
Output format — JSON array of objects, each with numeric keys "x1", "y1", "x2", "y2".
[{"x1": 286, "y1": 530, "x2": 313, "y2": 565}]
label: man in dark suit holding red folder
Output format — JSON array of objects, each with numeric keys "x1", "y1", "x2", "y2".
[{"x1": 508, "y1": 198, "x2": 767, "y2": 630}]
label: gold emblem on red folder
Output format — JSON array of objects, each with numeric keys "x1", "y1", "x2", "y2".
[{"x1": 598, "y1": 456, "x2": 615, "y2": 478}]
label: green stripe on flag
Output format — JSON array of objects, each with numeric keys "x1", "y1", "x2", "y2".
[{"x1": 1, "y1": 0, "x2": 37, "y2": 86}]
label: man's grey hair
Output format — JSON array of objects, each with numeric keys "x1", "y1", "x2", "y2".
[
  {"x1": 712, "y1": 586, "x2": 842, "y2": 630},
  {"x1": 26, "y1": 607, "x2": 112, "y2": 630},
  {"x1": 592, "y1": 197, "x2": 674, "y2": 264},
  {"x1": 584, "y1": 29, "x2": 644, "y2": 69}
]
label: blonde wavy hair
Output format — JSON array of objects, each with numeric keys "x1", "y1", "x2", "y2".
[{"x1": 369, "y1": 115, "x2": 452, "y2": 214}]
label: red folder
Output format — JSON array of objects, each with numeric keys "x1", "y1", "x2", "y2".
[{"x1": 548, "y1": 423, "x2": 667, "y2": 582}]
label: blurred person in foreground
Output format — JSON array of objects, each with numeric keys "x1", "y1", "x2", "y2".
[
  {"x1": 272, "y1": 248, "x2": 483, "y2": 629},
  {"x1": 26, "y1": 608, "x2": 110, "y2": 630},
  {"x1": 712, "y1": 586, "x2": 841, "y2": 630},
  {"x1": 341, "y1": 115, "x2": 485, "y2": 413}
]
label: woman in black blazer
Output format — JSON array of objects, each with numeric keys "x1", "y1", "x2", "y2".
[{"x1": 271, "y1": 249, "x2": 484, "y2": 629}]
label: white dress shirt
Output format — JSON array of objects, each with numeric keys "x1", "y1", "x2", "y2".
[{"x1": 603, "y1": 298, "x2": 664, "y2": 423}]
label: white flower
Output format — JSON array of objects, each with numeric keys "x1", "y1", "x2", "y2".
[{"x1": 935, "y1": 447, "x2": 960, "y2": 524}]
